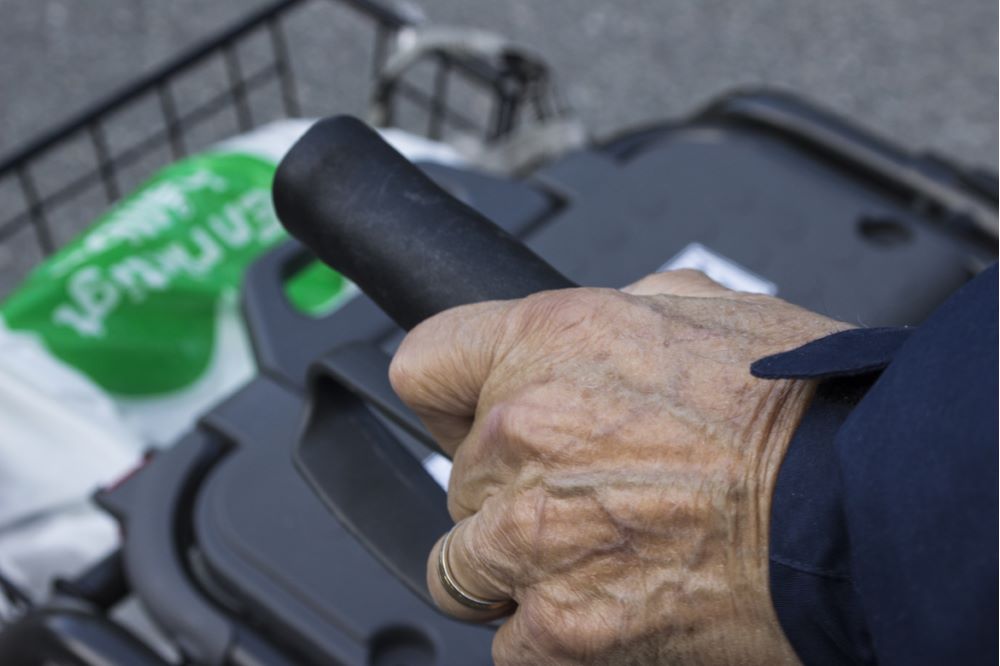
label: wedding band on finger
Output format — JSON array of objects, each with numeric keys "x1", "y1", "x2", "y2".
[{"x1": 437, "y1": 523, "x2": 513, "y2": 613}]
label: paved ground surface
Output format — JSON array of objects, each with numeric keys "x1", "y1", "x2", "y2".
[
  {"x1": 1, "y1": 0, "x2": 995, "y2": 163},
  {"x1": 0, "y1": 0, "x2": 995, "y2": 289}
]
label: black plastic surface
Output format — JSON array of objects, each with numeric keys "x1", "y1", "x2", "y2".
[
  {"x1": 297, "y1": 360, "x2": 454, "y2": 603},
  {"x1": 95, "y1": 432, "x2": 242, "y2": 665},
  {"x1": 194, "y1": 377, "x2": 493, "y2": 664},
  {"x1": 701, "y1": 91, "x2": 997, "y2": 240},
  {"x1": 527, "y1": 119, "x2": 992, "y2": 326},
  {"x1": 0, "y1": 605, "x2": 167, "y2": 666},
  {"x1": 318, "y1": 341, "x2": 435, "y2": 450},
  {"x1": 273, "y1": 115, "x2": 574, "y2": 331}
]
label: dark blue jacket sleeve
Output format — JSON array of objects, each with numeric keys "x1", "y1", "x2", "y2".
[{"x1": 754, "y1": 265, "x2": 998, "y2": 665}]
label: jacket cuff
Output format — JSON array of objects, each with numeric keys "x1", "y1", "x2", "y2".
[{"x1": 768, "y1": 377, "x2": 876, "y2": 665}]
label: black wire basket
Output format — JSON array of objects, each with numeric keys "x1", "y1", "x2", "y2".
[{"x1": 0, "y1": 0, "x2": 547, "y2": 297}]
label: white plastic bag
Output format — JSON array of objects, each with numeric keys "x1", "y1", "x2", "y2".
[{"x1": 0, "y1": 120, "x2": 459, "y2": 599}]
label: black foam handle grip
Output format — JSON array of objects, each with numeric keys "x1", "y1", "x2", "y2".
[{"x1": 273, "y1": 116, "x2": 575, "y2": 331}]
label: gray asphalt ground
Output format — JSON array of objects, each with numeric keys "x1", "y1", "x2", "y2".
[
  {"x1": 0, "y1": 0, "x2": 995, "y2": 287},
  {"x1": 1, "y1": 0, "x2": 995, "y2": 163}
]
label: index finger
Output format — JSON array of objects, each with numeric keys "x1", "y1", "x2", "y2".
[{"x1": 389, "y1": 299, "x2": 514, "y2": 455}]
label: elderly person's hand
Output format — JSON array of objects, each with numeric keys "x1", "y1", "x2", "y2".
[{"x1": 389, "y1": 269, "x2": 849, "y2": 665}]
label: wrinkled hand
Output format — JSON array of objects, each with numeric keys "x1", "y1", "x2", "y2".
[{"x1": 389, "y1": 270, "x2": 849, "y2": 665}]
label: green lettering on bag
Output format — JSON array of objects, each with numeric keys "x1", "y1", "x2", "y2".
[{"x1": 1, "y1": 152, "x2": 352, "y2": 395}]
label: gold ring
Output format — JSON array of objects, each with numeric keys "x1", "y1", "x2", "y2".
[{"x1": 437, "y1": 523, "x2": 512, "y2": 612}]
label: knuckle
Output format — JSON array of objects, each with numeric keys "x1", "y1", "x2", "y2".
[
  {"x1": 516, "y1": 289, "x2": 602, "y2": 335},
  {"x1": 491, "y1": 638, "x2": 516, "y2": 666},
  {"x1": 537, "y1": 603, "x2": 622, "y2": 660},
  {"x1": 533, "y1": 618, "x2": 574, "y2": 656},
  {"x1": 493, "y1": 605, "x2": 607, "y2": 664},
  {"x1": 446, "y1": 491, "x2": 476, "y2": 523},
  {"x1": 468, "y1": 490, "x2": 542, "y2": 571},
  {"x1": 484, "y1": 394, "x2": 581, "y2": 467},
  {"x1": 458, "y1": 516, "x2": 517, "y2": 590},
  {"x1": 497, "y1": 487, "x2": 545, "y2": 550},
  {"x1": 669, "y1": 267, "x2": 710, "y2": 281},
  {"x1": 667, "y1": 268, "x2": 726, "y2": 291},
  {"x1": 631, "y1": 271, "x2": 677, "y2": 291},
  {"x1": 446, "y1": 448, "x2": 503, "y2": 522},
  {"x1": 483, "y1": 401, "x2": 545, "y2": 457},
  {"x1": 491, "y1": 615, "x2": 531, "y2": 666},
  {"x1": 509, "y1": 491, "x2": 540, "y2": 535},
  {"x1": 483, "y1": 401, "x2": 519, "y2": 441},
  {"x1": 518, "y1": 600, "x2": 589, "y2": 658},
  {"x1": 666, "y1": 269, "x2": 719, "y2": 292},
  {"x1": 492, "y1": 603, "x2": 553, "y2": 665}
]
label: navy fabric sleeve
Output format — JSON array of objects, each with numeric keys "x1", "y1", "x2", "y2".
[
  {"x1": 762, "y1": 265, "x2": 998, "y2": 665},
  {"x1": 768, "y1": 377, "x2": 877, "y2": 665}
]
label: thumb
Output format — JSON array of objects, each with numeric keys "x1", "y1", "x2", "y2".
[{"x1": 389, "y1": 300, "x2": 514, "y2": 456}]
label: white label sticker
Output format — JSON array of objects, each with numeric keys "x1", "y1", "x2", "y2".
[
  {"x1": 659, "y1": 243, "x2": 777, "y2": 296},
  {"x1": 423, "y1": 453, "x2": 452, "y2": 490}
]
